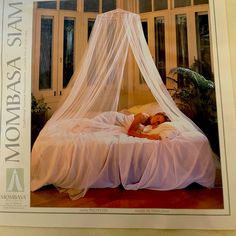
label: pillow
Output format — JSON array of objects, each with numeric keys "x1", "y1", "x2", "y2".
[
  {"x1": 122, "y1": 102, "x2": 162, "y2": 116},
  {"x1": 139, "y1": 102, "x2": 162, "y2": 115},
  {"x1": 144, "y1": 122, "x2": 180, "y2": 140}
]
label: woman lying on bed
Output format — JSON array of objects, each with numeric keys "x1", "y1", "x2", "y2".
[
  {"x1": 92, "y1": 111, "x2": 178, "y2": 140},
  {"x1": 128, "y1": 112, "x2": 169, "y2": 140}
]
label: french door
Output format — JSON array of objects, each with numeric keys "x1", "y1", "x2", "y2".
[
  {"x1": 32, "y1": 9, "x2": 79, "y2": 104},
  {"x1": 138, "y1": 4, "x2": 211, "y2": 89}
]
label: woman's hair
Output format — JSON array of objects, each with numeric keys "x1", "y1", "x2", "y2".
[
  {"x1": 155, "y1": 112, "x2": 170, "y2": 122},
  {"x1": 142, "y1": 112, "x2": 170, "y2": 126}
]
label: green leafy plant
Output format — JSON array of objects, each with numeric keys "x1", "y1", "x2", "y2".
[
  {"x1": 167, "y1": 67, "x2": 216, "y2": 121},
  {"x1": 167, "y1": 64, "x2": 219, "y2": 155},
  {"x1": 31, "y1": 94, "x2": 51, "y2": 114}
]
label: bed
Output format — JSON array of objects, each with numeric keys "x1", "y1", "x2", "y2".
[{"x1": 31, "y1": 103, "x2": 216, "y2": 199}]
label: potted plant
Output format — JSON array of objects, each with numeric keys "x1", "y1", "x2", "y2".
[
  {"x1": 31, "y1": 94, "x2": 51, "y2": 147},
  {"x1": 167, "y1": 64, "x2": 219, "y2": 156}
]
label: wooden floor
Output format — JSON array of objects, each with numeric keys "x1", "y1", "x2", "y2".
[{"x1": 31, "y1": 183, "x2": 224, "y2": 209}]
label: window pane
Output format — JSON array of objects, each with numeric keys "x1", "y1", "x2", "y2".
[
  {"x1": 140, "y1": 21, "x2": 148, "y2": 84},
  {"x1": 194, "y1": 0, "x2": 208, "y2": 5},
  {"x1": 63, "y1": 17, "x2": 75, "y2": 88},
  {"x1": 155, "y1": 17, "x2": 166, "y2": 83},
  {"x1": 176, "y1": 15, "x2": 189, "y2": 87},
  {"x1": 195, "y1": 13, "x2": 212, "y2": 78},
  {"x1": 174, "y1": 0, "x2": 191, "y2": 8},
  {"x1": 139, "y1": 0, "x2": 152, "y2": 13},
  {"x1": 84, "y1": 0, "x2": 99, "y2": 12},
  {"x1": 88, "y1": 19, "x2": 95, "y2": 40},
  {"x1": 37, "y1": 1, "x2": 56, "y2": 9},
  {"x1": 102, "y1": 0, "x2": 116, "y2": 13},
  {"x1": 39, "y1": 16, "x2": 53, "y2": 90},
  {"x1": 154, "y1": 0, "x2": 168, "y2": 11},
  {"x1": 60, "y1": 0, "x2": 77, "y2": 10},
  {"x1": 176, "y1": 15, "x2": 189, "y2": 68},
  {"x1": 141, "y1": 21, "x2": 148, "y2": 43}
]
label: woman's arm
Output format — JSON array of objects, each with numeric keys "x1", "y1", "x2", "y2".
[
  {"x1": 128, "y1": 113, "x2": 148, "y2": 131},
  {"x1": 128, "y1": 129, "x2": 161, "y2": 140}
]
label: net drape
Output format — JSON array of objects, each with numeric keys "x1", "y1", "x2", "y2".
[{"x1": 45, "y1": 9, "x2": 198, "y2": 133}]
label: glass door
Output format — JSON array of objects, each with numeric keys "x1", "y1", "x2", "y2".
[
  {"x1": 137, "y1": 0, "x2": 211, "y2": 86},
  {"x1": 33, "y1": 10, "x2": 78, "y2": 100},
  {"x1": 139, "y1": 12, "x2": 169, "y2": 85},
  {"x1": 58, "y1": 11, "x2": 78, "y2": 96},
  {"x1": 175, "y1": 14, "x2": 189, "y2": 68},
  {"x1": 195, "y1": 11, "x2": 212, "y2": 78},
  {"x1": 139, "y1": 19, "x2": 149, "y2": 84},
  {"x1": 169, "y1": 3, "x2": 211, "y2": 70},
  {"x1": 33, "y1": 10, "x2": 59, "y2": 98},
  {"x1": 154, "y1": 12, "x2": 169, "y2": 84},
  {"x1": 168, "y1": 7, "x2": 194, "y2": 71},
  {"x1": 135, "y1": 17, "x2": 153, "y2": 87}
]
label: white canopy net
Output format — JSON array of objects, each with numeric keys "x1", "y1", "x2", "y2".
[
  {"x1": 31, "y1": 9, "x2": 216, "y2": 198},
  {"x1": 44, "y1": 9, "x2": 199, "y2": 133}
]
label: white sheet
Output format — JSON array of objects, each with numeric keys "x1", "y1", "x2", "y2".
[{"x1": 31, "y1": 112, "x2": 216, "y2": 198}]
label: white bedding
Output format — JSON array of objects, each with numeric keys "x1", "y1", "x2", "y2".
[{"x1": 31, "y1": 111, "x2": 216, "y2": 199}]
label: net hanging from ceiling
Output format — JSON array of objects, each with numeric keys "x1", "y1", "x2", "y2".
[
  {"x1": 44, "y1": 9, "x2": 199, "y2": 133},
  {"x1": 31, "y1": 9, "x2": 216, "y2": 199}
]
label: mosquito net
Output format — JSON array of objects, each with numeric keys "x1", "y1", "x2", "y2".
[
  {"x1": 31, "y1": 9, "x2": 216, "y2": 199},
  {"x1": 45, "y1": 9, "x2": 198, "y2": 133}
]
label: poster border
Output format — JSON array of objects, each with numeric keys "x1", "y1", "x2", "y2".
[{"x1": 0, "y1": 0, "x2": 235, "y2": 229}]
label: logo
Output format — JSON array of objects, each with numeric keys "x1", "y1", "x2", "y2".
[{"x1": 6, "y1": 168, "x2": 24, "y2": 192}]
